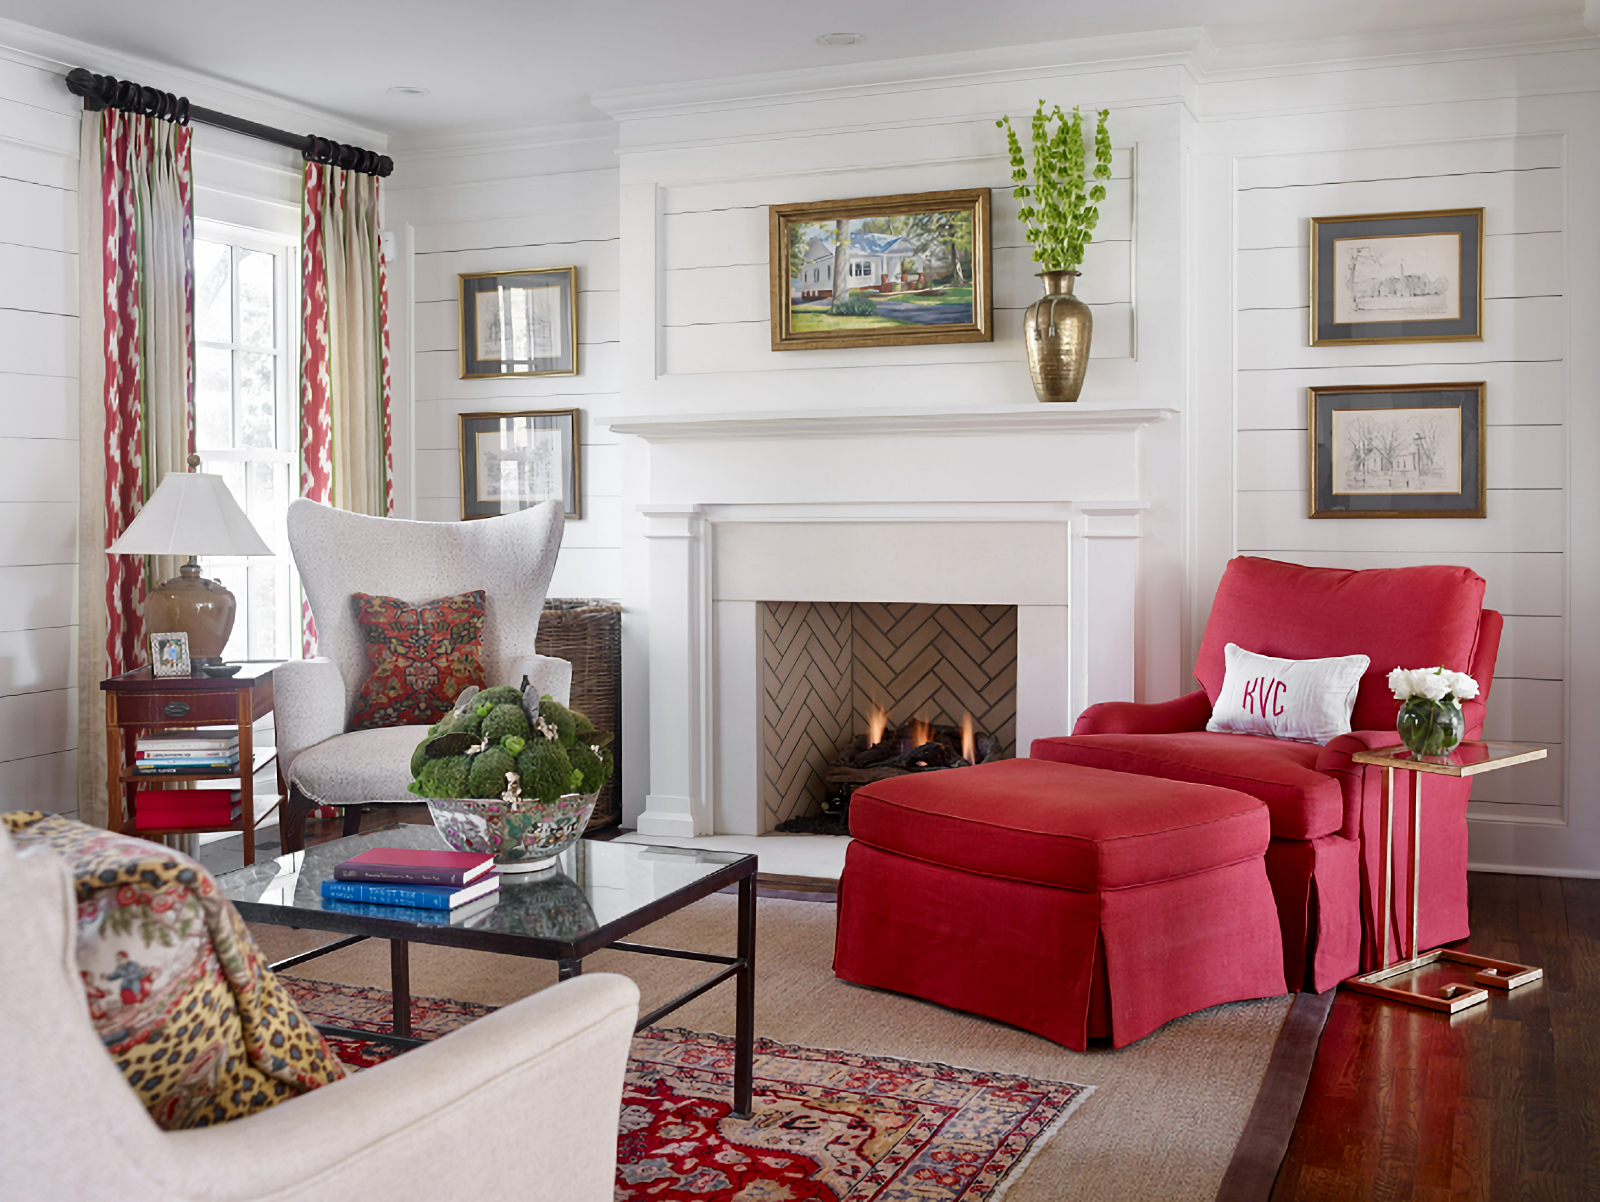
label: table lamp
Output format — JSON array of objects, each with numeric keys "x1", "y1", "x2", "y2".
[{"x1": 107, "y1": 454, "x2": 273, "y2": 669}]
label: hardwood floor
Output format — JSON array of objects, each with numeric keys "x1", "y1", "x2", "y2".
[{"x1": 1272, "y1": 873, "x2": 1600, "y2": 1200}]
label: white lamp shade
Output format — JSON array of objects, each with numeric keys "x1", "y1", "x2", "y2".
[{"x1": 107, "y1": 471, "x2": 273, "y2": 557}]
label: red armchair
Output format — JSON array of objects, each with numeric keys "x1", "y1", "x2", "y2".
[{"x1": 1032, "y1": 556, "x2": 1502, "y2": 992}]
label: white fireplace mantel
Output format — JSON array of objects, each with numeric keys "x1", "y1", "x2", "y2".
[{"x1": 614, "y1": 402, "x2": 1175, "y2": 839}]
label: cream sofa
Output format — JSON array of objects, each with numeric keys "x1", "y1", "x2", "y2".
[{"x1": 0, "y1": 823, "x2": 639, "y2": 1202}]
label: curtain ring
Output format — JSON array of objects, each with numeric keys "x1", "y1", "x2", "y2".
[{"x1": 175, "y1": 97, "x2": 190, "y2": 126}]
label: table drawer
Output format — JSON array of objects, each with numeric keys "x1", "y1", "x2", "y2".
[{"x1": 111, "y1": 689, "x2": 240, "y2": 726}]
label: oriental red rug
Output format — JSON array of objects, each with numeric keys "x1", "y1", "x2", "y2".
[{"x1": 283, "y1": 977, "x2": 1092, "y2": 1201}]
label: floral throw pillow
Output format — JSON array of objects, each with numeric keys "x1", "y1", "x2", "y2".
[{"x1": 349, "y1": 589, "x2": 488, "y2": 730}]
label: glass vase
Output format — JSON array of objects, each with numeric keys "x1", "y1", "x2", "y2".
[{"x1": 1396, "y1": 697, "x2": 1465, "y2": 757}]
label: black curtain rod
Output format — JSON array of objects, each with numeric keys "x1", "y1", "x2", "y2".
[{"x1": 66, "y1": 67, "x2": 393, "y2": 178}]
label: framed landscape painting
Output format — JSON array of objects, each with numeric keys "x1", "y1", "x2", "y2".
[
  {"x1": 458, "y1": 267, "x2": 577, "y2": 378},
  {"x1": 1309, "y1": 209, "x2": 1483, "y2": 345},
  {"x1": 769, "y1": 188, "x2": 992, "y2": 351},
  {"x1": 1309, "y1": 383, "x2": 1485, "y2": 519},
  {"x1": 458, "y1": 408, "x2": 581, "y2": 520}
]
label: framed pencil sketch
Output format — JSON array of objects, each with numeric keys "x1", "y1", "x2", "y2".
[
  {"x1": 150, "y1": 631, "x2": 191, "y2": 677},
  {"x1": 1309, "y1": 209, "x2": 1483, "y2": 346},
  {"x1": 459, "y1": 409, "x2": 581, "y2": 521},
  {"x1": 458, "y1": 267, "x2": 577, "y2": 378},
  {"x1": 769, "y1": 188, "x2": 992, "y2": 351},
  {"x1": 1309, "y1": 383, "x2": 1485, "y2": 519}
]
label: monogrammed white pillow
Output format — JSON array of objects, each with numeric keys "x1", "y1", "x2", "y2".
[{"x1": 1205, "y1": 643, "x2": 1371, "y2": 745}]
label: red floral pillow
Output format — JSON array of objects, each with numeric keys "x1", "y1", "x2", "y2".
[{"x1": 348, "y1": 590, "x2": 488, "y2": 731}]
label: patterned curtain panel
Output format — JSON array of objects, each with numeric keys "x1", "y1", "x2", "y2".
[
  {"x1": 75, "y1": 109, "x2": 194, "y2": 827},
  {"x1": 299, "y1": 161, "x2": 393, "y2": 655},
  {"x1": 100, "y1": 108, "x2": 195, "y2": 676}
]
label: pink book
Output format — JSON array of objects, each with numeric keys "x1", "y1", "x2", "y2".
[{"x1": 333, "y1": 847, "x2": 496, "y2": 886}]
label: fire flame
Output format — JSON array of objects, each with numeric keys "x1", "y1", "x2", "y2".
[
  {"x1": 960, "y1": 711, "x2": 976, "y2": 764},
  {"x1": 867, "y1": 703, "x2": 889, "y2": 747},
  {"x1": 907, "y1": 716, "x2": 932, "y2": 748}
]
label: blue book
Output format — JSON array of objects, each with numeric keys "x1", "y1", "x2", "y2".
[
  {"x1": 320, "y1": 893, "x2": 500, "y2": 926},
  {"x1": 319, "y1": 873, "x2": 500, "y2": 910}
]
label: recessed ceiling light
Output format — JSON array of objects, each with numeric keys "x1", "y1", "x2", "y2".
[
  {"x1": 387, "y1": 86, "x2": 430, "y2": 97},
  {"x1": 816, "y1": 32, "x2": 865, "y2": 46}
]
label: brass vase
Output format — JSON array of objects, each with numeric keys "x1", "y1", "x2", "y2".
[{"x1": 1024, "y1": 270, "x2": 1092, "y2": 402}]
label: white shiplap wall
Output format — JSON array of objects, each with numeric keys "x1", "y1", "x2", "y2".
[
  {"x1": 0, "y1": 49, "x2": 81, "y2": 813},
  {"x1": 1231, "y1": 134, "x2": 1568, "y2": 822},
  {"x1": 384, "y1": 132, "x2": 625, "y2": 603}
]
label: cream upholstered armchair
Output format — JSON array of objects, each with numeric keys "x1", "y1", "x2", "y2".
[
  {"x1": 0, "y1": 822, "x2": 639, "y2": 1202},
  {"x1": 276, "y1": 499, "x2": 572, "y2": 850}
]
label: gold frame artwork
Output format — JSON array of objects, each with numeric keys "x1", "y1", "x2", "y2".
[
  {"x1": 458, "y1": 267, "x2": 578, "y2": 379},
  {"x1": 1308, "y1": 382, "x2": 1486, "y2": 519},
  {"x1": 1309, "y1": 208, "x2": 1484, "y2": 346},
  {"x1": 769, "y1": 188, "x2": 992, "y2": 352},
  {"x1": 458, "y1": 408, "x2": 581, "y2": 521}
]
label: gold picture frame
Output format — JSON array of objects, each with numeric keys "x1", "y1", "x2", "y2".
[
  {"x1": 1309, "y1": 209, "x2": 1484, "y2": 346},
  {"x1": 769, "y1": 188, "x2": 992, "y2": 351},
  {"x1": 458, "y1": 267, "x2": 577, "y2": 378},
  {"x1": 1308, "y1": 382, "x2": 1486, "y2": 519},
  {"x1": 458, "y1": 408, "x2": 581, "y2": 521}
]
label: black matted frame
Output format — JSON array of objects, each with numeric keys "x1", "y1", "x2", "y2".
[
  {"x1": 1309, "y1": 383, "x2": 1486, "y2": 519},
  {"x1": 459, "y1": 408, "x2": 580, "y2": 521},
  {"x1": 458, "y1": 267, "x2": 577, "y2": 378},
  {"x1": 1310, "y1": 209, "x2": 1483, "y2": 346}
]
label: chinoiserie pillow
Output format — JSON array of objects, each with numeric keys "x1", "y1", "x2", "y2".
[
  {"x1": 349, "y1": 589, "x2": 488, "y2": 731},
  {"x1": 1205, "y1": 642, "x2": 1371, "y2": 745}
]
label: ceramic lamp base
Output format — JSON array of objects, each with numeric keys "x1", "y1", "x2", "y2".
[{"x1": 145, "y1": 560, "x2": 236, "y2": 663}]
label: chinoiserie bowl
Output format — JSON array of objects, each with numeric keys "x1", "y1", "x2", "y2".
[{"x1": 426, "y1": 792, "x2": 599, "y2": 873}]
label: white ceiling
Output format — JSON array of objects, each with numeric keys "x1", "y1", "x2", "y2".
[{"x1": 0, "y1": 0, "x2": 1587, "y2": 138}]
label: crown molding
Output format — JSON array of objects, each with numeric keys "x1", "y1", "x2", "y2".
[
  {"x1": 387, "y1": 118, "x2": 618, "y2": 163},
  {"x1": 591, "y1": 28, "x2": 1210, "y2": 122},
  {"x1": 0, "y1": 16, "x2": 385, "y2": 150}
]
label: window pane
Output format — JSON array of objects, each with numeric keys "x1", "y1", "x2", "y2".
[
  {"x1": 237, "y1": 352, "x2": 276, "y2": 449},
  {"x1": 195, "y1": 241, "x2": 231, "y2": 343},
  {"x1": 237, "y1": 249, "x2": 275, "y2": 349},
  {"x1": 195, "y1": 346, "x2": 233, "y2": 449}
]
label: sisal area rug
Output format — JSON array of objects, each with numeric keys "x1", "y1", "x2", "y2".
[
  {"x1": 285, "y1": 977, "x2": 1091, "y2": 1201},
  {"x1": 254, "y1": 893, "x2": 1295, "y2": 1200}
]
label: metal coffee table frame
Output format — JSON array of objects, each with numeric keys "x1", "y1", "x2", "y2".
[{"x1": 219, "y1": 833, "x2": 758, "y2": 1117}]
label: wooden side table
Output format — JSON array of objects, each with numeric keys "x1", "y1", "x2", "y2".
[
  {"x1": 1346, "y1": 739, "x2": 1547, "y2": 1013},
  {"x1": 101, "y1": 663, "x2": 281, "y2": 866}
]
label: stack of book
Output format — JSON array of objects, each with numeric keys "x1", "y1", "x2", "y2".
[
  {"x1": 133, "y1": 788, "x2": 241, "y2": 831},
  {"x1": 135, "y1": 729, "x2": 241, "y2": 776},
  {"x1": 319, "y1": 849, "x2": 501, "y2": 922}
]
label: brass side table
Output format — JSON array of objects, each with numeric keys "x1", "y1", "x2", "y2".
[{"x1": 1346, "y1": 739, "x2": 1546, "y2": 1013}]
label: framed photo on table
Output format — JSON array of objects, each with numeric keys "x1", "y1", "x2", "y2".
[
  {"x1": 459, "y1": 409, "x2": 581, "y2": 520},
  {"x1": 150, "y1": 632, "x2": 191, "y2": 678},
  {"x1": 1309, "y1": 208, "x2": 1483, "y2": 346},
  {"x1": 458, "y1": 267, "x2": 577, "y2": 378},
  {"x1": 769, "y1": 188, "x2": 992, "y2": 352},
  {"x1": 1309, "y1": 383, "x2": 1485, "y2": 519}
]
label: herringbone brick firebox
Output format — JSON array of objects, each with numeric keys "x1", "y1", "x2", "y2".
[{"x1": 760, "y1": 601, "x2": 1018, "y2": 829}]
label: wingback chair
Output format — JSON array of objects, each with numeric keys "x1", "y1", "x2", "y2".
[
  {"x1": 276, "y1": 499, "x2": 573, "y2": 851},
  {"x1": 0, "y1": 820, "x2": 639, "y2": 1202},
  {"x1": 1032, "y1": 556, "x2": 1502, "y2": 992}
]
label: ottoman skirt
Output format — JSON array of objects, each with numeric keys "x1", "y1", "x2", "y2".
[{"x1": 834, "y1": 840, "x2": 1288, "y2": 1051}]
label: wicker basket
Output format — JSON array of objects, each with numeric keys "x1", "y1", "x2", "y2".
[{"x1": 537, "y1": 598, "x2": 622, "y2": 831}]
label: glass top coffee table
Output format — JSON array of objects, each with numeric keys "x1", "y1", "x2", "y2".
[{"x1": 215, "y1": 826, "x2": 758, "y2": 1116}]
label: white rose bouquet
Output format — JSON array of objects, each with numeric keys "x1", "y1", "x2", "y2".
[
  {"x1": 1387, "y1": 667, "x2": 1480, "y2": 705},
  {"x1": 1388, "y1": 666, "x2": 1478, "y2": 756}
]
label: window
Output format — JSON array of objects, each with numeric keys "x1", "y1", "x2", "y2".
[{"x1": 193, "y1": 223, "x2": 298, "y2": 661}]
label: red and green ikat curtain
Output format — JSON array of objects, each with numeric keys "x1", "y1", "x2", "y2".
[
  {"x1": 299, "y1": 161, "x2": 393, "y2": 656},
  {"x1": 99, "y1": 109, "x2": 195, "y2": 677}
]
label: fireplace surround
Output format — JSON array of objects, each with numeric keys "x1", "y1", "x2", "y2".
[{"x1": 611, "y1": 403, "x2": 1175, "y2": 839}]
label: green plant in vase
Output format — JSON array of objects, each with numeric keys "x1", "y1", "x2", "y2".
[
  {"x1": 1388, "y1": 667, "x2": 1479, "y2": 757},
  {"x1": 995, "y1": 102, "x2": 1113, "y2": 402}
]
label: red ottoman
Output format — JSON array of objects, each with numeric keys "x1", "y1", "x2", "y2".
[{"x1": 833, "y1": 758, "x2": 1286, "y2": 1049}]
